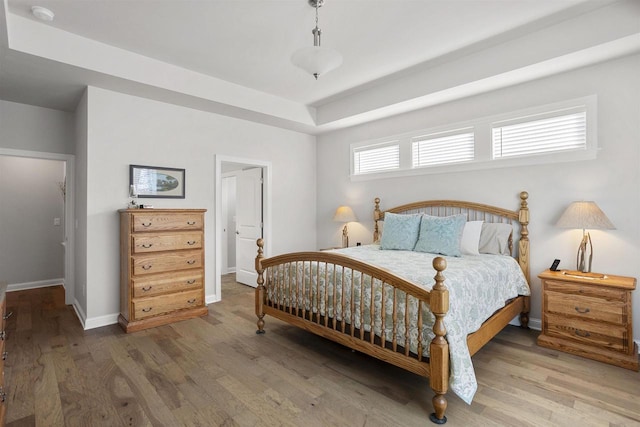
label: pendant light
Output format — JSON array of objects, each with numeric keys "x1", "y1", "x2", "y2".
[{"x1": 291, "y1": 0, "x2": 342, "y2": 79}]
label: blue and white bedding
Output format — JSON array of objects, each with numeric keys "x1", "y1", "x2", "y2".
[{"x1": 322, "y1": 244, "x2": 530, "y2": 404}]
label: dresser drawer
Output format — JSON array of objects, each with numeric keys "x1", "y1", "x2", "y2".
[
  {"x1": 545, "y1": 290, "x2": 627, "y2": 324},
  {"x1": 544, "y1": 313, "x2": 628, "y2": 353},
  {"x1": 132, "y1": 271, "x2": 203, "y2": 298},
  {"x1": 133, "y1": 290, "x2": 204, "y2": 320},
  {"x1": 132, "y1": 250, "x2": 203, "y2": 276},
  {"x1": 132, "y1": 232, "x2": 203, "y2": 253},
  {"x1": 132, "y1": 213, "x2": 203, "y2": 232}
]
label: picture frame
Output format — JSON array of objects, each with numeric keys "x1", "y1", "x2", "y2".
[{"x1": 129, "y1": 164, "x2": 185, "y2": 199}]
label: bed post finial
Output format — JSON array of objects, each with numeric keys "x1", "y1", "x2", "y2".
[
  {"x1": 430, "y1": 257, "x2": 449, "y2": 424},
  {"x1": 255, "y1": 238, "x2": 266, "y2": 334},
  {"x1": 373, "y1": 197, "x2": 381, "y2": 242}
]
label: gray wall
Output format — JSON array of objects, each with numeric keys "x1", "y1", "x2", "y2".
[
  {"x1": 0, "y1": 156, "x2": 65, "y2": 284},
  {"x1": 0, "y1": 100, "x2": 75, "y2": 154}
]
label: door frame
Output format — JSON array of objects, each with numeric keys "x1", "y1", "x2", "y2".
[
  {"x1": 0, "y1": 148, "x2": 75, "y2": 305},
  {"x1": 214, "y1": 155, "x2": 271, "y2": 302}
]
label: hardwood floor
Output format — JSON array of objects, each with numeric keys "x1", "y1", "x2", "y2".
[{"x1": 4, "y1": 281, "x2": 640, "y2": 426}]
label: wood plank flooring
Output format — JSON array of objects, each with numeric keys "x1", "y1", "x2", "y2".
[{"x1": 4, "y1": 277, "x2": 640, "y2": 426}]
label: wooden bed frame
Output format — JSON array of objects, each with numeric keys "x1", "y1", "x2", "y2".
[{"x1": 254, "y1": 191, "x2": 530, "y2": 424}]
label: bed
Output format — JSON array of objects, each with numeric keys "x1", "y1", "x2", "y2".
[{"x1": 254, "y1": 191, "x2": 531, "y2": 424}]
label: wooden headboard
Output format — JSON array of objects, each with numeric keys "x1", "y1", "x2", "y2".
[{"x1": 373, "y1": 191, "x2": 530, "y2": 283}]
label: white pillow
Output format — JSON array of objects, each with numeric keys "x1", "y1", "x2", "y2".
[{"x1": 460, "y1": 221, "x2": 483, "y2": 255}]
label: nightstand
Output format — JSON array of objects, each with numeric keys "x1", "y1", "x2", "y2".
[{"x1": 537, "y1": 269, "x2": 638, "y2": 371}]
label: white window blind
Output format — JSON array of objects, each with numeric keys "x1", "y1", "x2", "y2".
[
  {"x1": 353, "y1": 143, "x2": 400, "y2": 175},
  {"x1": 412, "y1": 130, "x2": 474, "y2": 167},
  {"x1": 492, "y1": 110, "x2": 586, "y2": 159}
]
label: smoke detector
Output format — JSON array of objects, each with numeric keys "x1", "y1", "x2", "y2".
[{"x1": 31, "y1": 6, "x2": 55, "y2": 22}]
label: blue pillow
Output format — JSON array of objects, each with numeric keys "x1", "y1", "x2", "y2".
[
  {"x1": 380, "y1": 213, "x2": 422, "y2": 250},
  {"x1": 414, "y1": 214, "x2": 467, "y2": 257}
]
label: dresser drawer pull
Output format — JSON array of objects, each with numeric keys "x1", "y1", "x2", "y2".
[
  {"x1": 142, "y1": 265, "x2": 153, "y2": 270},
  {"x1": 142, "y1": 243, "x2": 153, "y2": 248},
  {"x1": 142, "y1": 286, "x2": 152, "y2": 292},
  {"x1": 142, "y1": 307, "x2": 152, "y2": 313},
  {"x1": 187, "y1": 260, "x2": 196, "y2": 265},
  {"x1": 575, "y1": 329, "x2": 590, "y2": 338},
  {"x1": 0, "y1": 331, "x2": 5, "y2": 340},
  {"x1": 3, "y1": 311, "x2": 13, "y2": 320},
  {"x1": 187, "y1": 240, "x2": 197, "y2": 245},
  {"x1": 0, "y1": 389, "x2": 5, "y2": 403},
  {"x1": 2, "y1": 351, "x2": 7, "y2": 360},
  {"x1": 187, "y1": 299, "x2": 197, "y2": 304},
  {"x1": 142, "y1": 222, "x2": 152, "y2": 227},
  {"x1": 574, "y1": 307, "x2": 590, "y2": 314},
  {"x1": 187, "y1": 221, "x2": 196, "y2": 225},
  {"x1": 186, "y1": 279, "x2": 196, "y2": 284}
]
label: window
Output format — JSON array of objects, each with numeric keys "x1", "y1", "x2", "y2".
[
  {"x1": 353, "y1": 142, "x2": 400, "y2": 175},
  {"x1": 412, "y1": 129, "x2": 474, "y2": 168},
  {"x1": 350, "y1": 96, "x2": 596, "y2": 180},
  {"x1": 492, "y1": 108, "x2": 587, "y2": 159}
]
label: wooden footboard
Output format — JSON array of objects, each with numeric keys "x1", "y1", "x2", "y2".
[{"x1": 255, "y1": 239, "x2": 451, "y2": 423}]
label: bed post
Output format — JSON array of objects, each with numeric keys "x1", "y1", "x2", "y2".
[
  {"x1": 429, "y1": 257, "x2": 449, "y2": 424},
  {"x1": 518, "y1": 191, "x2": 530, "y2": 329},
  {"x1": 373, "y1": 197, "x2": 382, "y2": 242},
  {"x1": 255, "y1": 238, "x2": 266, "y2": 334}
]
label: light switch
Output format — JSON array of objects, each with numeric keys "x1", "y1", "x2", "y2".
[{"x1": 53, "y1": 218, "x2": 61, "y2": 226}]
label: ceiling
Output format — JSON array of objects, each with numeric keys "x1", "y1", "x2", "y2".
[{"x1": 1, "y1": 0, "x2": 637, "y2": 134}]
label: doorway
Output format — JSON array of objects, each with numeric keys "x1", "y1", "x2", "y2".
[
  {"x1": 215, "y1": 155, "x2": 271, "y2": 301},
  {"x1": 0, "y1": 148, "x2": 75, "y2": 305}
]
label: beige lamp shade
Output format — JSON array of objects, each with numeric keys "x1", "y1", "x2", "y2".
[
  {"x1": 556, "y1": 201, "x2": 615, "y2": 230},
  {"x1": 333, "y1": 206, "x2": 357, "y2": 223}
]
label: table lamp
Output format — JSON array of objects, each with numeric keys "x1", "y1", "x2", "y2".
[
  {"x1": 333, "y1": 206, "x2": 358, "y2": 248},
  {"x1": 556, "y1": 201, "x2": 615, "y2": 273}
]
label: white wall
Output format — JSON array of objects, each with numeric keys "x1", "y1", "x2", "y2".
[
  {"x1": 81, "y1": 86, "x2": 316, "y2": 324},
  {"x1": 74, "y1": 90, "x2": 88, "y2": 318},
  {"x1": 316, "y1": 54, "x2": 640, "y2": 343}
]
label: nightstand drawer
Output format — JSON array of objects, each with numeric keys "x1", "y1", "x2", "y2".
[
  {"x1": 545, "y1": 290, "x2": 627, "y2": 324},
  {"x1": 544, "y1": 313, "x2": 628, "y2": 353},
  {"x1": 544, "y1": 280, "x2": 626, "y2": 301}
]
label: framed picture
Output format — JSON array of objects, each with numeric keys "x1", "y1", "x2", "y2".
[{"x1": 130, "y1": 164, "x2": 185, "y2": 199}]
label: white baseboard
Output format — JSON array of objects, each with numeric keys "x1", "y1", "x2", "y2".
[
  {"x1": 206, "y1": 294, "x2": 221, "y2": 305},
  {"x1": 7, "y1": 278, "x2": 64, "y2": 292},
  {"x1": 84, "y1": 313, "x2": 119, "y2": 330},
  {"x1": 72, "y1": 298, "x2": 87, "y2": 328}
]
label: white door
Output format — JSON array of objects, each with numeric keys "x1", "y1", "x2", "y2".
[{"x1": 235, "y1": 167, "x2": 263, "y2": 287}]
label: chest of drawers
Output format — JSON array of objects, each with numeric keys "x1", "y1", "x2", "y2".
[
  {"x1": 537, "y1": 269, "x2": 638, "y2": 371},
  {"x1": 119, "y1": 209, "x2": 208, "y2": 333},
  {"x1": 0, "y1": 282, "x2": 7, "y2": 425}
]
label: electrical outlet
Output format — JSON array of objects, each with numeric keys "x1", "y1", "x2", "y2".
[{"x1": 53, "y1": 217, "x2": 61, "y2": 226}]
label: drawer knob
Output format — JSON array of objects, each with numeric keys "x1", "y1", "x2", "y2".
[
  {"x1": 187, "y1": 279, "x2": 196, "y2": 284},
  {"x1": 575, "y1": 329, "x2": 590, "y2": 338},
  {"x1": 187, "y1": 299, "x2": 196, "y2": 304},
  {"x1": 142, "y1": 307, "x2": 152, "y2": 313},
  {"x1": 142, "y1": 286, "x2": 152, "y2": 292},
  {"x1": 187, "y1": 240, "x2": 197, "y2": 245},
  {"x1": 574, "y1": 307, "x2": 590, "y2": 314},
  {"x1": 142, "y1": 265, "x2": 153, "y2": 270},
  {"x1": 3, "y1": 311, "x2": 13, "y2": 320},
  {"x1": 2, "y1": 351, "x2": 7, "y2": 360},
  {"x1": 0, "y1": 388, "x2": 5, "y2": 403},
  {"x1": 142, "y1": 243, "x2": 153, "y2": 248},
  {"x1": 187, "y1": 260, "x2": 196, "y2": 265},
  {"x1": 187, "y1": 221, "x2": 196, "y2": 225},
  {"x1": 0, "y1": 331, "x2": 5, "y2": 340},
  {"x1": 142, "y1": 222, "x2": 152, "y2": 227}
]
